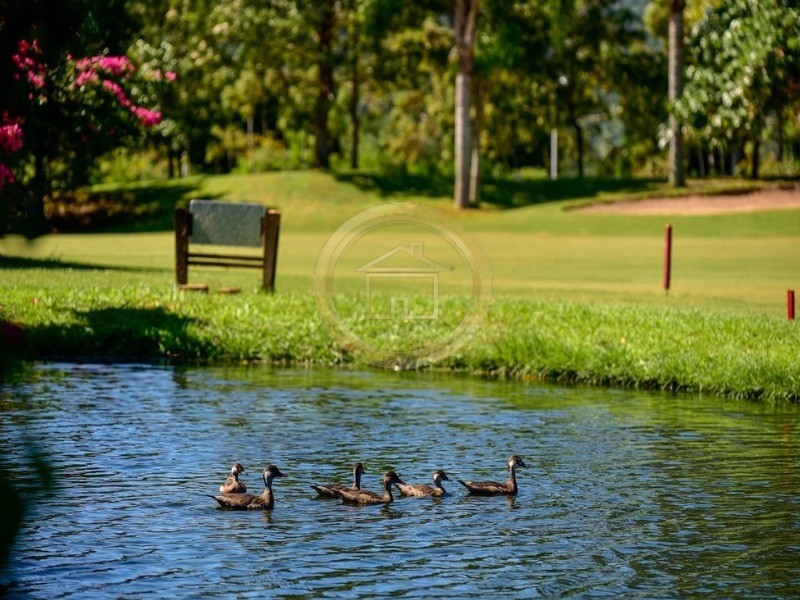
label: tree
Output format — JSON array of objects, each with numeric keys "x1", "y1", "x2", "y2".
[
  {"x1": 313, "y1": 1, "x2": 338, "y2": 169},
  {"x1": 545, "y1": 0, "x2": 636, "y2": 178},
  {"x1": 367, "y1": 2, "x2": 451, "y2": 173},
  {"x1": 453, "y1": 0, "x2": 478, "y2": 209},
  {"x1": 676, "y1": 0, "x2": 800, "y2": 178},
  {"x1": 0, "y1": 0, "x2": 170, "y2": 236},
  {"x1": 345, "y1": 0, "x2": 362, "y2": 169},
  {"x1": 668, "y1": 0, "x2": 686, "y2": 186}
]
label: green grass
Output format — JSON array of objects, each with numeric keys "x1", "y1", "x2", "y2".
[{"x1": 2, "y1": 170, "x2": 800, "y2": 401}]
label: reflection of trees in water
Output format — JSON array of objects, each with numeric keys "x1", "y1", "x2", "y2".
[
  {"x1": 0, "y1": 321, "x2": 54, "y2": 575},
  {"x1": 608, "y1": 400, "x2": 800, "y2": 594}
]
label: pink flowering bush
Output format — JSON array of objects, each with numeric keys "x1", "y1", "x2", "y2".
[
  {"x1": 72, "y1": 53, "x2": 168, "y2": 127},
  {"x1": 0, "y1": 2, "x2": 177, "y2": 227},
  {"x1": 0, "y1": 123, "x2": 23, "y2": 154},
  {"x1": 0, "y1": 37, "x2": 175, "y2": 194},
  {"x1": 11, "y1": 39, "x2": 47, "y2": 92},
  {"x1": 0, "y1": 118, "x2": 24, "y2": 191}
]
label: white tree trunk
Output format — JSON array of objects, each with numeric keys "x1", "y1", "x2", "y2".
[
  {"x1": 668, "y1": 0, "x2": 685, "y2": 187},
  {"x1": 455, "y1": 72, "x2": 472, "y2": 209},
  {"x1": 453, "y1": 0, "x2": 478, "y2": 210}
]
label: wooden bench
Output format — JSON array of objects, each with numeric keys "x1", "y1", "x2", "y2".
[{"x1": 174, "y1": 200, "x2": 281, "y2": 292}]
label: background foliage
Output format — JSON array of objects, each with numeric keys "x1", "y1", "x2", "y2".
[{"x1": 0, "y1": 0, "x2": 799, "y2": 232}]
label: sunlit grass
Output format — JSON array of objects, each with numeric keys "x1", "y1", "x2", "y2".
[{"x1": 2, "y1": 170, "x2": 800, "y2": 400}]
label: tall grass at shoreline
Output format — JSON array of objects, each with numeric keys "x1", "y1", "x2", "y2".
[{"x1": 2, "y1": 283, "x2": 799, "y2": 401}]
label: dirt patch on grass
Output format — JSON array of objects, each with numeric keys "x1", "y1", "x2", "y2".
[{"x1": 578, "y1": 185, "x2": 800, "y2": 215}]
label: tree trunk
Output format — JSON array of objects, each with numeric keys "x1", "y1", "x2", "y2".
[
  {"x1": 314, "y1": 2, "x2": 336, "y2": 169},
  {"x1": 668, "y1": 0, "x2": 686, "y2": 187},
  {"x1": 246, "y1": 115, "x2": 255, "y2": 172},
  {"x1": 696, "y1": 144, "x2": 705, "y2": 178},
  {"x1": 573, "y1": 120, "x2": 585, "y2": 179},
  {"x1": 730, "y1": 141, "x2": 740, "y2": 176},
  {"x1": 453, "y1": 0, "x2": 479, "y2": 210},
  {"x1": 567, "y1": 99, "x2": 584, "y2": 179},
  {"x1": 469, "y1": 73, "x2": 484, "y2": 206},
  {"x1": 24, "y1": 149, "x2": 48, "y2": 238},
  {"x1": 750, "y1": 137, "x2": 760, "y2": 179},
  {"x1": 349, "y1": 17, "x2": 360, "y2": 170}
]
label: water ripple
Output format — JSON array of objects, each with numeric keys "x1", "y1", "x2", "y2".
[{"x1": 1, "y1": 364, "x2": 799, "y2": 597}]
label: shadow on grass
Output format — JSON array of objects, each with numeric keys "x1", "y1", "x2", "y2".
[
  {"x1": 479, "y1": 177, "x2": 663, "y2": 208},
  {"x1": 19, "y1": 306, "x2": 206, "y2": 361},
  {"x1": 334, "y1": 171, "x2": 453, "y2": 198},
  {"x1": 45, "y1": 181, "x2": 216, "y2": 234},
  {"x1": 0, "y1": 255, "x2": 156, "y2": 272},
  {"x1": 334, "y1": 171, "x2": 662, "y2": 208}
]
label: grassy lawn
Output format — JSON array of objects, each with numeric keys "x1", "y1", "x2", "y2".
[{"x1": 2, "y1": 171, "x2": 800, "y2": 400}]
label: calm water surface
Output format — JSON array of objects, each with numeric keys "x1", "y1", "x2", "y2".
[{"x1": 1, "y1": 364, "x2": 799, "y2": 598}]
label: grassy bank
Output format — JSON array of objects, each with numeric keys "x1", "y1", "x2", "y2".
[
  {"x1": 2, "y1": 286, "x2": 799, "y2": 401},
  {"x1": 2, "y1": 171, "x2": 800, "y2": 401}
]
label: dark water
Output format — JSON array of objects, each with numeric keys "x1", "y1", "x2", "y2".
[{"x1": 1, "y1": 364, "x2": 799, "y2": 598}]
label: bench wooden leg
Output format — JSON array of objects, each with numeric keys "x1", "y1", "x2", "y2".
[
  {"x1": 261, "y1": 210, "x2": 281, "y2": 292},
  {"x1": 175, "y1": 208, "x2": 190, "y2": 285}
]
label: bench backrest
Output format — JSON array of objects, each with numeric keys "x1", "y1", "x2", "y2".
[{"x1": 189, "y1": 199, "x2": 266, "y2": 247}]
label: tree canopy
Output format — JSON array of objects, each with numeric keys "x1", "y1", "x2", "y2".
[
  {"x1": 676, "y1": 0, "x2": 800, "y2": 177},
  {"x1": 1, "y1": 0, "x2": 799, "y2": 228}
]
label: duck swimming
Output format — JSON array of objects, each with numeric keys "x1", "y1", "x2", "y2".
[
  {"x1": 457, "y1": 455, "x2": 527, "y2": 496},
  {"x1": 334, "y1": 470, "x2": 404, "y2": 505},
  {"x1": 311, "y1": 461, "x2": 365, "y2": 498},
  {"x1": 210, "y1": 465, "x2": 287, "y2": 510},
  {"x1": 219, "y1": 462, "x2": 246, "y2": 493},
  {"x1": 394, "y1": 469, "x2": 450, "y2": 498}
]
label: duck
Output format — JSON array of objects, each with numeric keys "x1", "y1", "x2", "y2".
[
  {"x1": 394, "y1": 469, "x2": 450, "y2": 498},
  {"x1": 210, "y1": 465, "x2": 287, "y2": 510},
  {"x1": 311, "y1": 461, "x2": 365, "y2": 498},
  {"x1": 333, "y1": 470, "x2": 404, "y2": 505},
  {"x1": 457, "y1": 455, "x2": 527, "y2": 496},
  {"x1": 219, "y1": 462, "x2": 247, "y2": 493}
]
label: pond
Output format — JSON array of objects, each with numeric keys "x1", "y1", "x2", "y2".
[{"x1": 1, "y1": 364, "x2": 799, "y2": 598}]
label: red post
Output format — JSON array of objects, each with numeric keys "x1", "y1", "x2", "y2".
[
  {"x1": 789, "y1": 290, "x2": 795, "y2": 321},
  {"x1": 663, "y1": 224, "x2": 672, "y2": 294}
]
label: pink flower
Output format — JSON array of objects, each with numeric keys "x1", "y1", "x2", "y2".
[
  {"x1": 165, "y1": 71, "x2": 178, "y2": 82},
  {"x1": 29, "y1": 73, "x2": 45, "y2": 89},
  {"x1": 102, "y1": 80, "x2": 132, "y2": 107},
  {"x1": 130, "y1": 106, "x2": 162, "y2": 126},
  {"x1": 12, "y1": 39, "x2": 47, "y2": 89},
  {"x1": 97, "y1": 55, "x2": 135, "y2": 77},
  {"x1": 0, "y1": 124, "x2": 23, "y2": 154},
  {"x1": 75, "y1": 57, "x2": 94, "y2": 71},
  {"x1": 75, "y1": 69, "x2": 98, "y2": 87}
]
